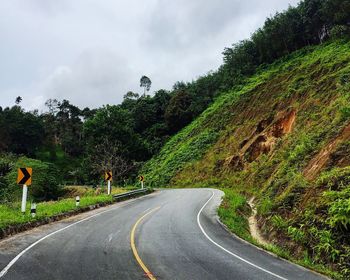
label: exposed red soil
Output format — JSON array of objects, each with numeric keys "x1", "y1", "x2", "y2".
[
  {"x1": 303, "y1": 122, "x2": 350, "y2": 180},
  {"x1": 224, "y1": 109, "x2": 296, "y2": 170}
]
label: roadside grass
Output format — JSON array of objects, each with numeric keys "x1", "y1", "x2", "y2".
[
  {"x1": 63, "y1": 185, "x2": 128, "y2": 197},
  {"x1": 141, "y1": 40, "x2": 350, "y2": 277},
  {"x1": 0, "y1": 187, "x2": 129, "y2": 231},
  {"x1": 218, "y1": 188, "x2": 340, "y2": 280},
  {"x1": 217, "y1": 188, "x2": 251, "y2": 241}
]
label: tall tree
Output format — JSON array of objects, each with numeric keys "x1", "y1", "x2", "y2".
[{"x1": 140, "y1": 76, "x2": 152, "y2": 96}]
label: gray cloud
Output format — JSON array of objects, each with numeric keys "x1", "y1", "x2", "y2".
[{"x1": 0, "y1": 0, "x2": 299, "y2": 111}]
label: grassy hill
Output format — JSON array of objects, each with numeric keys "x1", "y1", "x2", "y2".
[{"x1": 142, "y1": 40, "x2": 350, "y2": 278}]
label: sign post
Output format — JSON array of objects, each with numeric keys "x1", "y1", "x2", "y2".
[
  {"x1": 17, "y1": 168, "x2": 32, "y2": 213},
  {"x1": 139, "y1": 176, "x2": 145, "y2": 189},
  {"x1": 21, "y1": 185, "x2": 28, "y2": 213},
  {"x1": 30, "y1": 203, "x2": 37, "y2": 218},
  {"x1": 76, "y1": 196, "x2": 80, "y2": 207},
  {"x1": 105, "y1": 171, "x2": 113, "y2": 195},
  {"x1": 108, "y1": 181, "x2": 111, "y2": 195}
]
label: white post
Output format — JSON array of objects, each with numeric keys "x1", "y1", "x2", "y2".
[
  {"x1": 21, "y1": 185, "x2": 28, "y2": 213},
  {"x1": 31, "y1": 203, "x2": 37, "y2": 218},
  {"x1": 107, "y1": 180, "x2": 111, "y2": 195},
  {"x1": 76, "y1": 196, "x2": 80, "y2": 207},
  {"x1": 141, "y1": 181, "x2": 144, "y2": 189}
]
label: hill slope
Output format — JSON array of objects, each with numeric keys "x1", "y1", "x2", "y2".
[{"x1": 143, "y1": 40, "x2": 350, "y2": 277}]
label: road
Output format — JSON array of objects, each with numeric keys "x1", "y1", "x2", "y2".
[{"x1": 0, "y1": 189, "x2": 327, "y2": 280}]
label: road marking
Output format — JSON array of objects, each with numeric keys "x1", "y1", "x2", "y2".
[
  {"x1": 142, "y1": 207, "x2": 151, "y2": 213},
  {"x1": 197, "y1": 190, "x2": 288, "y2": 280},
  {"x1": 130, "y1": 207, "x2": 160, "y2": 280},
  {"x1": 0, "y1": 198, "x2": 143, "y2": 278}
]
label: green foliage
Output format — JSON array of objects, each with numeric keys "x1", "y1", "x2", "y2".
[
  {"x1": 287, "y1": 225, "x2": 306, "y2": 243},
  {"x1": 271, "y1": 215, "x2": 288, "y2": 229},
  {"x1": 0, "y1": 194, "x2": 113, "y2": 230},
  {"x1": 310, "y1": 227, "x2": 340, "y2": 263},
  {"x1": 330, "y1": 25, "x2": 350, "y2": 39},
  {"x1": 317, "y1": 166, "x2": 350, "y2": 190},
  {"x1": 164, "y1": 90, "x2": 193, "y2": 133},
  {"x1": 324, "y1": 187, "x2": 350, "y2": 229},
  {"x1": 84, "y1": 105, "x2": 147, "y2": 161},
  {"x1": 1, "y1": 155, "x2": 62, "y2": 202},
  {"x1": 141, "y1": 41, "x2": 350, "y2": 278},
  {"x1": 0, "y1": 106, "x2": 44, "y2": 155},
  {"x1": 257, "y1": 197, "x2": 275, "y2": 215},
  {"x1": 217, "y1": 188, "x2": 251, "y2": 240},
  {"x1": 144, "y1": 127, "x2": 219, "y2": 187}
]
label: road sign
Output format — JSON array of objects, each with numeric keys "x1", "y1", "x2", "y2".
[
  {"x1": 17, "y1": 168, "x2": 32, "y2": 186},
  {"x1": 139, "y1": 175, "x2": 145, "y2": 189},
  {"x1": 105, "y1": 171, "x2": 112, "y2": 181}
]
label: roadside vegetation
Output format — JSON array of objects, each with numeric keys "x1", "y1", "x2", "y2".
[
  {"x1": 0, "y1": 186, "x2": 128, "y2": 233},
  {"x1": 218, "y1": 189, "x2": 339, "y2": 279},
  {"x1": 1, "y1": 0, "x2": 350, "y2": 277},
  {"x1": 143, "y1": 40, "x2": 350, "y2": 278},
  {"x1": 1, "y1": 0, "x2": 349, "y2": 188}
]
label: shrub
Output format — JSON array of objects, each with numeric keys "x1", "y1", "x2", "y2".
[
  {"x1": 330, "y1": 25, "x2": 350, "y2": 40},
  {"x1": 4, "y1": 156, "x2": 63, "y2": 202},
  {"x1": 287, "y1": 225, "x2": 306, "y2": 243},
  {"x1": 310, "y1": 227, "x2": 340, "y2": 263},
  {"x1": 271, "y1": 215, "x2": 288, "y2": 229},
  {"x1": 324, "y1": 187, "x2": 350, "y2": 229}
]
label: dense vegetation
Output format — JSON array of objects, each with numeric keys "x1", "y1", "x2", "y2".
[
  {"x1": 0, "y1": 0, "x2": 349, "y2": 276},
  {"x1": 1, "y1": 0, "x2": 348, "y2": 200},
  {"x1": 143, "y1": 41, "x2": 350, "y2": 278}
]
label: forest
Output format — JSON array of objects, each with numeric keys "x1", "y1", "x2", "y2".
[{"x1": 1, "y1": 0, "x2": 349, "y2": 202}]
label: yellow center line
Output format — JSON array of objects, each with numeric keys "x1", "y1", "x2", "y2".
[{"x1": 130, "y1": 206, "x2": 161, "y2": 280}]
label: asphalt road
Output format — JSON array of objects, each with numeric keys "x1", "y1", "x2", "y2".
[{"x1": 0, "y1": 189, "x2": 327, "y2": 280}]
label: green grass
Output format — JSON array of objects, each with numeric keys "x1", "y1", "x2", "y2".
[
  {"x1": 142, "y1": 40, "x2": 350, "y2": 277},
  {"x1": 218, "y1": 188, "x2": 251, "y2": 240},
  {"x1": 218, "y1": 189, "x2": 340, "y2": 279},
  {"x1": 0, "y1": 187, "x2": 130, "y2": 231},
  {"x1": 0, "y1": 195, "x2": 112, "y2": 230}
]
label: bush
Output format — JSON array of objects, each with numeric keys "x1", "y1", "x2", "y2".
[
  {"x1": 330, "y1": 25, "x2": 350, "y2": 40},
  {"x1": 324, "y1": 187, "x2": 350, "y2": 229},
  {"x1": 3, "y1": 156, "x2": 63, "y2": 202},
  {"x1": 0, "y1": 154, "x2": 16, "y2": 200}
]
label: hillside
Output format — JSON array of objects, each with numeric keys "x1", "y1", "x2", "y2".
[{"x1": 143, "y1": 40, "x2": 350, "y2": 277}]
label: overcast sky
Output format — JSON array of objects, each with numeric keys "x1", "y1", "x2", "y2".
[{"x1": 0, "y1": 0, "x2": 300, "y2": 111}]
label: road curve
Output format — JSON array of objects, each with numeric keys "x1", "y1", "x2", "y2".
[{"x1": 0, "y1": 189, "x2": 327, "y2": 280}]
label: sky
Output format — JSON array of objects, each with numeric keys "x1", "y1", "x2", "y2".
[{"x1": 0, "y1": 0, "x2": 300, "y2": 111}]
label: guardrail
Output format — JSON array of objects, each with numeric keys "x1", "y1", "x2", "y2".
[{"x1": 113, "y1": 188, "x2": 152, "y2": 201}]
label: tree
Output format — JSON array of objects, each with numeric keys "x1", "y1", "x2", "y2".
[
  {"x1": 15, "y1": 96, "x2": 22, "y2": 105},
  {"x1": 121, "y1": 91, "x2": 140, "y2": 111},
  {"x1": 83, "y1": 105, "x2": 148, "y2": 161},
  {"x1": 56, "y1": 100, "x2": 84, "y2": 156},
  {"x1": 164, "y1": 90, "x2": 193, "y2": 133},
  {"x1": 140, "y1": 76, "x2": 152, "y2": 96},
  {"x1": 89, "y1": 138, "x2": 135, "y2": 182},
  {"x1": 0, "y1": 106, "x2": 44, "y2": 155}
]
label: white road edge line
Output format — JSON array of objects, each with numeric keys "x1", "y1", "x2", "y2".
[
  {"x1": 197, "y1": 190, "x2": 288, "y2": 280},
  {"x1": 0, "y1": 199, "x2": 137, "y2": 278}
]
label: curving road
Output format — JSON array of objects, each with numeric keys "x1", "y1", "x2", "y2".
[{"x1": 0, "y1": 189, "x2": 327, "y2": 280}]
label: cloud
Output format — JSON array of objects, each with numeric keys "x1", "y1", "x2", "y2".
[
  {"x1": 42, "y1": 48, "x2": 134, "y2": 108},
  {"x1": 0, "y1": 0, "x2": 300, "y2": 111}
]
